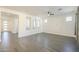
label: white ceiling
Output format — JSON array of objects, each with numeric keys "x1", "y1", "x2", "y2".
[{"x1": 1, "y1": 6, "x2": 78, "y2": 16}]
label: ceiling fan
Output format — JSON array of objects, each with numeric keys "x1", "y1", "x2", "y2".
[
  {"x1": 48, "y1": 11, "x2": 54, "y2": 16},
  {"x1": 47, "y1": 8, "x2": 62, "y2": 16}
]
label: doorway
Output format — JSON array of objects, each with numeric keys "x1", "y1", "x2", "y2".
[
  {"x1": 2, "y1": 17, "x2": 8, "y2": 32},
  {"x1": 1, "y1": 12, "x2": 19, "y2": 42},
  {"x1": 1, "y1": 12, "x2": 19, "y2": 33}
]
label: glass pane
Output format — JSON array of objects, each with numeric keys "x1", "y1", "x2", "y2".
[
  {"x1": 33, "y1": 19, "x2": 36, "y2": 28},
  {"x1": 3, "y1": 21, "x2": 8, "y2": 23},
  {"x1": 3, "y1": 20, "x2": 8, "y2": 31},
  {"x1": 3, "y1": 26, "x2": 7, "y2": 28},
  {"x1": 66, "y1": 16, "x2": 72, "y2": 22},
  {"x1": 37, "y1": 19, "x2": 40, "y2": 27},
  {"x1": 3, "y1": 28, "x2": 8, "y2": 30},
  {"x1": 3, "y1": 24, "x2": 8, "y2": 26}
]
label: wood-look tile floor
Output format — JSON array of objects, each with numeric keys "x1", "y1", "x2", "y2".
[{"x1": 0, "y1": 32, "x2": 79, "y2": 52}]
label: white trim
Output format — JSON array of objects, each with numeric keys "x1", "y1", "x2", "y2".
[
  {"x1": 44, "y1": 32, "x2": 76, "y2": 38},
  {"x1": 0, "y1": 32, "x2": 1, "y2": 42}
]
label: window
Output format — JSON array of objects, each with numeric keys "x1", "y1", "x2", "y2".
[
  {"x1": 26, "y1": 17, "x2": 30, "y2": 30},
  {"x1": 33, "y1": 17, "x2": 41, "y2": 28},
  {"x1": 36, "y1": 17, "x2": 40, "y2": 27},
  {"x1": 3, "y1": 23, "x2": 8, "y2": 26},
  {"x1": 33, "y1": 19, "x2": 36, "y2": 28},
  {"x1": 37, "y1": 19, "x2": 40, "y2": 27},
  {"x1": 66, "y1": 16, "x2": 72, "y2": 22},
  {"x1": 26, "y1": 16, "x2": 41, "y2": 30}
]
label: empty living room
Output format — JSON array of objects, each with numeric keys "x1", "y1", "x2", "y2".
[{"x1": 0, "y1": 6, "x2": 79, "y2": 52}]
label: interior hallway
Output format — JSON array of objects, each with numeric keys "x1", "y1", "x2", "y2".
[{"x1": 0, "y1": 32, "x2": 79, "y2": 52}]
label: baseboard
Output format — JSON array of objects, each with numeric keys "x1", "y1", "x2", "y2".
[
  {"x1": 18, "y1": 31, "x2": 76, "y2": 38},
  {"x1": 43, "y1": 32, "x2": 76, "y2": 38},
  {"x1": 18, "y1": 31, "x2": 42, "y2": 38}
]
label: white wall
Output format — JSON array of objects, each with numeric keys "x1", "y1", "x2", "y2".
[{"x1": 43, "y1": 14, "x2": 76, "y2": 37}]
